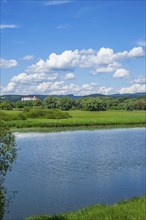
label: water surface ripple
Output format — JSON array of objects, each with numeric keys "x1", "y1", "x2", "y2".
[{"x1": 4, "y1": 128, "x2": 146, "y2": 220}]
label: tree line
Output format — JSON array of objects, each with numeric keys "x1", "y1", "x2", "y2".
[{"x1": 0, "y1": 95, "x2": 146, "y2": 111}]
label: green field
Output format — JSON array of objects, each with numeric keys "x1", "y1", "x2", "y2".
[
  {"x1": 1, "y1": 110, "x2": 146, "y2": 131},
  {"x1": 25, "y1": 195, "x2": 146, "y2": 220}
]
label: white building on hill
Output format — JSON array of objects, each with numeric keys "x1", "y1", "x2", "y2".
[{"x1": 21, "y1": 96, "x2": 37, "y2": 101}]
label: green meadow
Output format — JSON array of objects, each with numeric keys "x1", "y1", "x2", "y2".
[
  {"x1": 1, "y1": 110, "x2": 146, "y2": 131},
  {"x1": 25, "y1": 195, "x2": 146, "y2": 220}
]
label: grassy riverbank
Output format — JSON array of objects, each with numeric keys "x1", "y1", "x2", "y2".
[
  {"x1": 25, "y1": 195, "x2": 146, "y2": 220},
  {"x1": 1, "y1": 110, "x2": 146, "y2": 131}
]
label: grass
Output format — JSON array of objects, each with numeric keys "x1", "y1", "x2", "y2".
[
  {"x1": 1, "y1": 110, "x2": 146, "y2": 131},
  {"x1": 25, "y1": 195, "x2": 146, "y2": 220}
]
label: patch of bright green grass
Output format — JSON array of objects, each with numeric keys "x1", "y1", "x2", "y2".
[
  {"x1": 1, "y1": 110, "x2": 146, "y2": 130},
  {"x1": 25, "y1": 195, "x2": 146, "y2": 220}
]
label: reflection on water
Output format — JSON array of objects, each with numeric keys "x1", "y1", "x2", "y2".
[{"x1": 4, "y1": 128, "x2": 146, "y2": 220}]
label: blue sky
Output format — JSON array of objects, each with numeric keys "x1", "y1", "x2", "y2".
[{"x1": 0, "y1": 0, "x2": 145, "y2": 95}]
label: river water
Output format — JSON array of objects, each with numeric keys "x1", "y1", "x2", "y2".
[{"x1": 4, "y1": 128, "x2": 146, "y2": 220}]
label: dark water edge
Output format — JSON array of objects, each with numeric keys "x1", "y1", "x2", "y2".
[
  {"x1": 4, "y1": 128, "x2": 146, "y2": 220},
  {"x1": 11, "y1": 124, "x2": 146, "y2": 133}
]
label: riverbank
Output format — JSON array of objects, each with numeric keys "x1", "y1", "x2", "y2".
[
  {"x1": 25, "y1": 195, "x2": 146, "y2": 220},
  {"x1": 2, "y1": 110, "x2": 146, "y2": 131},
  {"x1": 11, "y1": 124, "x2": 146, "y2": 132}
]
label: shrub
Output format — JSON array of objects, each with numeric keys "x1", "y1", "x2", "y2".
[
  {"x1": 17, "y1": 113, "x2": 26, "y2": 120},
  {"x1": 0, "y1": 111, "x2": 8, "y2": 121},
  {"x1": 26, "y1": 109, "x2": 71, "y2": 119}
]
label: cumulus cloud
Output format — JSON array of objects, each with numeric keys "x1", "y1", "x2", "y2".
[
  {"x1": 127, "y1": 47, "x2": 144, "y2": 58},
  {"x1": 2, "y1": 46, "x2": 144, "y2": 96},
  {"x1": 2, "y1": 82, "x2": 17, "y2": 93},
  {"x1": 0, "y1": 24, "x2": 18, "y2": 29},
  {"x1": 119, "y1": 75, "x2": 146, "y2": 94},
  {"x1": 0, "y1": 58, "x2": 18, "y2": 68},
  {"x1": 11, "y1": 72, "x2": 58, "y2": 84},
  {"x1": 27, "y1": 47, "x2": 144, "y2": 75},
  {"x1": 95, "y1": 62, "x2": 120, "y2": 73},
  {"x1": 113, "y1": 68, "x2": 129, "y2": 78},
  {"x1": 131, "y1": 76, "x2": 146, "y2": 84},
  {"x1": 119, "y1": 84, "x2": 146, "y2": 94},
  {"x1": 22, "y1": 55, "x2": 34, "y2": 61},
  {"x1": 63, "y1": 73, "x2": 75, "y2": 80},
  {"x1": 2, "y1": 78, "x2": 113, "y2": 96}
]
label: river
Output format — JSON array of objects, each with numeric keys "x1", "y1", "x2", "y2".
[{"x1": 4, "y1": 128, "x2": 146, "y2": 220}]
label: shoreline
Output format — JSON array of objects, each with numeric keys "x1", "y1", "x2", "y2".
[
  {"x1": 11, "y1": 124, "x2": 146, "y2": 132},
  {"x1": 25, "y1": 194, "x2": 146, "y2": 220}
]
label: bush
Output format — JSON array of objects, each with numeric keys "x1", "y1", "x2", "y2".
[
  {"x1": 17, "y1": 113, "x2": 26, "y2": 120},
  {"x1": 0, "y1": 111, "x2": 8, "y2": 121},
  {"x1": 26, "y1": 109, "x2": 71, "y2": 119},
  {"x1": 45, "y1": 109, "x2": 71, "y2": 119},
  {"x1": 0, "y1": 101, "x2": 13, "y2": 110},
  {"x1": 23, "y1": 106, "x2": 31, "y2": 112},
  {"x1": 26, "y1": 109, "x2": 46, "y2": 118}
]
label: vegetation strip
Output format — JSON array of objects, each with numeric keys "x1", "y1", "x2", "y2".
[
  {"x1": 25, "y1": 195, "x2": 146, "y2": 220},
  {"x1": 0, "y1": 110, "x2": 146, "y2": 131}
]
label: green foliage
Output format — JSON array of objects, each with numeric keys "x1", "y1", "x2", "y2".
[
  {"x1": 0, "y1": 111, "x2": 8, "y2": 121},
  {"x1": 57, "y1": 97, "x2": 74, "y2": 110},
  {"x1": 0, "y1": 110, "x2": 26, "y2": 121},
  {"x1": 26, "y1": 109, "x2": 71, "y2": 119},
  {"x1": 0, "y1": 120, "x2": 17, "y2": 220},
  {"x1": 0, "y1": 120, "x2": 16, "y2": 177},
  {"x1": 134, "y1": 99, "x2": 146, "y2": 110},
  {"x1": 44, "y1": 96, "x2": 59, "y2": 109},
  {"x1": 0, "y1": 101, "x2": 13, "y2": 110},
  {"x1": 25, "y1": 195, "x2": 146, "y2": 220},
  {"x1": 2, "y1": 110, "x2": 145, "y2": 130},
  {"x1": 33, "y1": 98, "x2": 42, "y2": 106},
  {"x1": 80, "y1": 98, "x2": 107, "y2": 111},
  {"x1": 16, "y1": 100, "x2": 25, "y2": 108},
  {"x1": 1, "y1": 95, "x2": 146, "y2": 111}
]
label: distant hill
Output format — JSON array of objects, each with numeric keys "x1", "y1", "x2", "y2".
[
  {"x1": 0, "y1": 92, "x2": 146, "y2": 102},
  {"x1": 111, "y1": 92, "x2": 146, "y2": 98}
]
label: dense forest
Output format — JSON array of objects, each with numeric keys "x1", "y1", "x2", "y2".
[{"x1": 0, "y1": 94, "x2": 146, "y2": 111}]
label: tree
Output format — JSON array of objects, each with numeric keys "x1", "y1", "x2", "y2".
[
  {"x1": 0, "y1": 120, "x2": 17, "y2": 219},
  {"x1": 33, "y1": 98, "x2": 42, "y2": 107},
  {"x1": 44, "y1": 96, "x2": 59, "y2": 109},
  {"x1": 57, "y1": 97, "x2": 73, "y2": 110},
  {"x1": 16, "y1": 100, "x2": 24, "y2": 108},
  {"x1": 81, "y1": 98, "x2": 107, "y2": 111},
  {"x1": 134, "y1": 99, "x2": 145, "y2": 110},
  {"x1": 0, "y1": 101, "x2": 13, "y2": 110}
]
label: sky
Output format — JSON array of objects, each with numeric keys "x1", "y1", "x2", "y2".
[{"x1": 0, "y1": 0, "x2": 146, "y2": 96}]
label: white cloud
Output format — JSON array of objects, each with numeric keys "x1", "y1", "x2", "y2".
[
  {"x1": 22, "y1": 55, "x2": 34, "y2": 61},
  {"x1": 113, "y1": 68, "x2": 129, "y2": 78},
  {"x1": 11, "y1": 72, "x2": 58, "y2": 84},
  {"x1": 128, "y1": 47, "x2": 144, "y2": 58},
  {"x1": 95, "y1": 62, "x2": 120, "y2": 73},
  {"x1": 119, "y1": 84, "x2": 146, "y2": 94},
  {"x1": 2, "y1": 82, "x2": 17, "y2": 93},
  {"x1": 63, "y1": 73, "x2": 75, "y2": 80},
  {"x1": 27, "y1": 50, "x2": 79, "y2": 72},
  {"x1": 0, "y1": 24, "x2": 18, "y2": 29},
  {"x1": 0, "y1": 58, "x2": 18, "y2": 68},
  {"x1": 27, "y1": 47, "x2": 144, "y2": 75},
  {"x1": 2, "y1": 78, "x2": 113, "y2": 96},
  {"x1": 45, "y1": 1, "x2": 71, "y2": 6},
  {"x1": 131, "y1": 76, "x2": 146, "y2": 84},
  {"x1": 2, "y1": 46, "x2": 144, "y2": 96}
]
